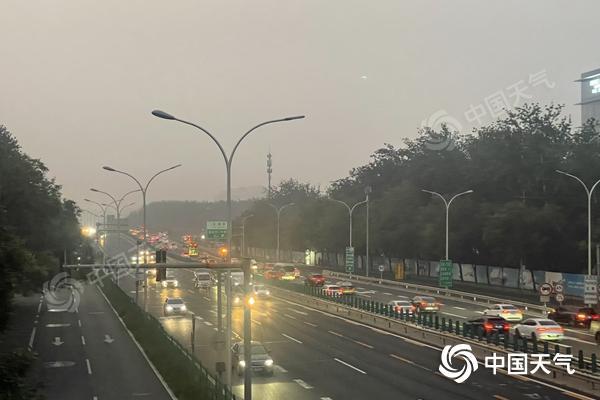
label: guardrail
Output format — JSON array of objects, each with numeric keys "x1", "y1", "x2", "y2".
[
  {"x1": 323, "y1": 270, "x2": 550, "y2": 315},
  {"x1": 258, "y1": 277, "x2": 599, "y2": 379}
]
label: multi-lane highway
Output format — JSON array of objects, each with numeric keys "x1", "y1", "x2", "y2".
[{"x1": 107, "y1": 236, "x2": 595, "y2": 400}]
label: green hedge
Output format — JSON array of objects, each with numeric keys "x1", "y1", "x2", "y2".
[{"x1": 101, "y1": 279, "x2": 235, "y2": 400}]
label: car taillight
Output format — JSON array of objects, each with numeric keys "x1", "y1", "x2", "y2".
[
  {"x1": 503, "y1": 324, "x2": 510, "y2": 331},
  {"x1": 421, "y1": 302, "x2": 428, "y2": 307},
  {"x1": 576, "y1": 313, "x2": 587, "y2": 321},
  {"x1": 484, "y1": 322, "x2": 493, "y2": 331}
]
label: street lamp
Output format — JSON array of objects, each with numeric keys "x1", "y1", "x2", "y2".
[
  {"x1": 102, "y1": 164, "x2": 182, "y2": 309},
  {"x1": 90, "y1": 188, "x2": 140, "y2": 253},
  {"x1": 421, "y1": 189, "x2": 473, "y2": 260},
  {"x1": 365, "y1": 186, "x2": 372, "y2": 277},
  {"x1": 268, "y1": 203, "x2": 295, "y2": 262},
  {"x1": 241, "y1": 214, "x2": 254, "y2": 258},
  {"x1": 84, "y1": 198, "x2": 109, "y2": 265},
  {"x1": 556, "y1": 170, "x2": 600, "y2": 278},
  {"x1": 329, "y1": 197, "x2": 368, "y2": 278},
  {"x1": 152, "y1": 109, "x2": 304, "y2": 394}
]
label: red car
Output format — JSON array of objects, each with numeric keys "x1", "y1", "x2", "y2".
[
  {"x1": 305, "y1": 274, "x2": 325, "y2": 287},
  {"x1": 264, "y1": 270, "x2": 284, "y2": 280}
]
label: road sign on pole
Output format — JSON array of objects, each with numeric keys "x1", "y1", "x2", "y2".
[
  {"x1": 206, "y1": 221, "x2": 228, "y2": 240},
  {"x1": 555, "y1": 293, "x2": 565, "y2": 303},
  {"x1": 553, "y1": 283, "x2": 563, "y2": 294},
  {"x1": 345, "y1": 247, "x2": 354, "y2": 273},
  {"x1": 584, "y1": 275, "x2": 598, "y2": 305},
  {"x1": 439, "y1": 260, "x2": 453, "y2": 288},
  {"x1": 539, "y1": 283, "x2": 552, "y2": 296}
]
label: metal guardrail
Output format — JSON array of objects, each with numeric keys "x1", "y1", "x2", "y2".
[{"x1": 323, "y1": 270, "x2": 550, "y2": 315}]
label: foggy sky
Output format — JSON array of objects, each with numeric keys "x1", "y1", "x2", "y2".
[{"x1": 1, "y1": 0, "x2": 598, "y2": 215}]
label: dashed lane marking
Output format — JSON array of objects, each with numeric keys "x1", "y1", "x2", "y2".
[
  {"x1": 86, "y1": 359, "x2": 92, "y2": 375},
  {"x1": 303, "y1": 321, "x2": 318, "y2": 327},
  {"x1": 204, "y1": 321, "x2": 213, "y2": 326},
  {"x1": 283, "y1": 313, "x2": 297, "y2": 320},
  {"x1": 274, "y1": 365, "x2": 288, "y2": 373},
  {"x1": 37, "y1": 302, "x2": 42, "y2": 313},
  {"x1": 334, "y1": 358, "x2": 366, "y2": 374},
  {"x1": 288, "y1": 308, "x2": 308, "y2": 315},
  {"x1": 293, "y1": 379, "x2": 313, "y2": 389},
  {"x1": 354, "y1": 340, "x2": 374, "y2": 349},
  {"x1": 81, "y1": 336, "x2": 86, "y2": 346},
  {"x1": 28, "y1": 327, "x2": 36, "y2": 350},
  {"x1": 252, "y1": 319, "x2": 262, "y2": 326},
  {"x1": 282, "y1": 333, "x2": 303, "y2": 344},
  {"x1": 328, "y1": 330, "x2": 345, "y2": 338},
  {"x1": 453, "y1": 306, "x2": 467, "y2": 310},
  {"x1": 383, "y1": 292, "x2": 393, "y2": 296}
]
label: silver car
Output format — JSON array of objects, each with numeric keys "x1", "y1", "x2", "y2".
[{"x1": 163, "y1": 297, "x2": 187, "y2": 315}]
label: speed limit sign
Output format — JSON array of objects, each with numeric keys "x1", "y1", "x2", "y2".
[
  {"x1": 556, "y1": 293, "x2": 565, "y2": 303},
  {"x1": 554, "y1": 283, "x2": 564, "y2": 294},
  {"x1": 539, "y1": 283, "x2": 552, "y2": 296}
]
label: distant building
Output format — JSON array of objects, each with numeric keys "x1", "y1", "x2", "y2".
[{"x1": 576, "y1": 68, "x2": 600, "y2": 124}]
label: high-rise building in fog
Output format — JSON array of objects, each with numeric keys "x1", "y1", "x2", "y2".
[{"x1": 577, "y1": 68, "x2": 600, "y2": 124}]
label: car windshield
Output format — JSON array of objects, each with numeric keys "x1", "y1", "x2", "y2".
[
  {"x1": 502, "y1": 305, "x2": 518, "y2": 309},
  {"x1": 539, "y1": 320, "x2": 559, "y2": 326},
  {"x1": 486, "y1": 317, "x2": 505, "y2": 322},
  {"x1": 167, "y1": 298, "x2": 184, "y2": 304}
]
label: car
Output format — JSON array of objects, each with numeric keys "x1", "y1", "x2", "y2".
[
  {"x1": 388, "y1": 300, "x2": 415, "y2": 315},
  {"x1": 548, "y1": 306, "x2": 599, "y2": 328},
  {"x1": 163, "y1": 297, "x2": 187, "y2": 315},
  {"x1": 305, "y1": 273, "x2": 325, "y2": 286},
  {"x1": 322, "y1": 284, "x2": 342, "y2": 297},
  {"x1": 252, "y1": 284, "x2": 270, "y2": 298},
  {"x1": 411, "y1": 296, "x2": 439, "y2": 312},
  {"x1": 483, "y1": 304, "x2": 523, "y2": 322},
  {"x1": 231, "y1": 286, "x2": 252, "y2": 306},
  {"x1": 161, "y1": 273, "x2": 179, "y2": 288},
  {"x1": 265, "y1": 270, "x2": 284, "y2": 280},
  {"x1": 231, "y1": 341, "x2": 274, "y2": 376},
  {"x1": 336, "y1": 281, "x2": 356, "y2": 295},
  {"x1": 512, "y1": 318, "x2": 564, "y2": 341},
  {"x1": 466, "y1": 316, "x2": 511, "y2": 336},
  {"x1": 590, "y1": 320, "x2": 600, "y2": 344},
  {"x1": 193, "y1": 270, "x2": 212, "y2": 289}
]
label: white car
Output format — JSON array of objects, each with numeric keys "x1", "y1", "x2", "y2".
[
  {"x1": 483, "y1": 304, "x2": 523, "y2": 322},
  {"x1": 252, "y1": 284, "x2": 270, "y2": 298},
  {"x1": 162, "y1": 274, "x2": 179, "y2": 288},
  {"x1": 512, "y1": 318, "x2": 564, "y2": 341},
  {"x1": 164, "y1": 297, "x2": 187, "y2": 315}
]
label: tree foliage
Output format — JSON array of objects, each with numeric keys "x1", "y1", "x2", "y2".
[{"x1": 240, "y1": 104, "x2": 600, "y2": 273}]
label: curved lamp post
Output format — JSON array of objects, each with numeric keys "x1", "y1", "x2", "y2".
[{"x1": 268, "y1": 203, "x2": 295, "y2": 262}]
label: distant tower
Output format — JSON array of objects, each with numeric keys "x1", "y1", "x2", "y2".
[{"x1": 266, "y1": 152, "x2": 273, "y2": 199}]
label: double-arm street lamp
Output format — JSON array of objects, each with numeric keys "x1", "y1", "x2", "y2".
[
  {"x1": 422, "y1": 189, "x2": 473, "y2": 260},
  {"x1": 330, "y1": 196, "x2": 368, "y2": 277},
  {"x1": 102, "y1": 164, "x2": 182, "y2": 309},
  {"x1": 90, "y1": 188, "x2": 140, "y2": 252},
  {"x1": 268, "y1": 203, "x2": 295, "y2": 262},
  {"x1": 556, "y1": 170, "x2": 600, "y2": 278},
  {"x1": 241, "y1": 214, "x2": 254, "y2": 258},
  {"x1": 151, "y1": 108, "x2": 304, "y2": 395}
]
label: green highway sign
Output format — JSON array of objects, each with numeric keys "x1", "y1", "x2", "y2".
[
  {"x1": 439, "y1": 259, "x2": 453, "y2": 288},
  {"x1": 206, "y1": 221, "x2": 228, "y2": 240},
  {"x1": 345, "y1": 246, "x2": 355, "y2": 273}
]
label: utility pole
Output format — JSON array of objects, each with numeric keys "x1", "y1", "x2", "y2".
[{"x1": 267, "y1": 152, "x2": 273, "y2": 199}]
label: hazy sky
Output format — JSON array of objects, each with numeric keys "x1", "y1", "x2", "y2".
[{"x1": 1, "y1": 1, "x2": 599, "y2": 213}]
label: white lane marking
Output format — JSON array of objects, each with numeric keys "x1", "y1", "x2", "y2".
[
  {"x1": 274, "y1": 365, "x2": 288, "y2": 373},
  {"x1": 354, "y1": 340, "x2": 374, "y2": 349},
  {"x1": 442, "y1": 312, "x2": 466, "y2": 319},
  {"x1": 282, "y1": 333, "x2": 303, "y2": 344},
  {"x1": 303, "y1": 321, "x2": 318, "y2": 328},
  {"x1": 252, "y1": 319, "x2": 262, "y2": 326},
  {"x1": 78, "y1": 320, "x2": 82, "y2": 327},
  {"x1": 453, "y1": 306, "x2": 467, "y2": 310},
  {"x1": 293, "y1": 378, "x2": 314, "y2": 389},
  {"x1": 28, "y1": 327, "x2": 37, "y2": 349},
  {"x1": 85, "y1": 359, "x2": 92, "y2": 375},
  {"x1": 204, "y1": 321, "x2": 213, "y2": 326},
  {"x1": 402, "y1": 338, "x2": 426, "y2": 347},
  {"x1": 46, "y1": 323, "x2": 71, "y2": 328},
  {"x1": 203, "y1": 296, "x2": 210, "y2": 301},
  {"x1": 288, "y1": 308, "x2": 308, "y2": 316},
  {"x1": 321, "y1": 398, "x2": 334, "y2": 400},
  {"x1": 334, "y1": 358, "x2": 366, "y2": 374},
  {"x1": 474, "y1": 311, "x2": 485, "y2": 314},
  {"x1": 328, "y1": 330, "x2": 345, "y2": 338},
  {"x1": 81, "y1": 336, "x2": 86, "y2": 346},
  {"x1": 283, "y1": 313, "x2": 297, "y2": 320},
  {"x1": 383, "y1": 292, "x2": 393, "y2": 296},
  {"x1": 37, "y1": 302, "x2": 42, "y2": 313},
  {"x1": 93, "y1": 396, "x2": 98, "y2": 400},
  {"x1": 563, "y1": 336, "x2": 597, "y2": 346},
  {"x1": 564, "y1": 328, "x2": 595, "y2": 337}
]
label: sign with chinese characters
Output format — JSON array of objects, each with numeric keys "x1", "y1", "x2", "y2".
[
  {"x1": 345, "y1": 246, "x2": 354, "y2": 273},
  {"x1": 584, "y1": 275, "x2": 598, "y2": 305},
  {"x1": 206, "y1": 221, "x2": 227, "y2": 240},
  {"x1": 439, "y1": 260, "x2": 453, "y2": 288}
]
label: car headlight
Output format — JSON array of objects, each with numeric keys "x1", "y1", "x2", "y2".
[
  {"x1": 238, "y1": 360, "x2": 246, "y2": 367},
  {"x1": 166, "y1": 306, "x2": 173, "y2": 311},
  {"x1": 180, "y1": 305, "x2": 186, "y2": 311},
  {"x1": 234, "y1": 297, "x2": 240, "y2": 303},
  {"x1": 162, "y1": 282, "x2": 167, "y2": 287},
  {"x1": 174, "y1": 281, "x2": 178, "y2": 286},
  {"x1": 264, "y1": 359, "x2": 273, "y2": 366},
  {"x1": 266, "y1": 290, "x2": 270, "y2": 295}
]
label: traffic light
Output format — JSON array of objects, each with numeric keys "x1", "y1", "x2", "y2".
[{"x1": 155, "y1": 249, "x2": 167, "y2": 281}]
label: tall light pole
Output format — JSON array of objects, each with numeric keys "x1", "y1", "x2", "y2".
[
  {"x1": 268, "y1": 203, "x2": 294, "y2": 262},
  {"x1": 330, "y1": 197, "x2": 367, "y2": 278},
  {"x1": 102, "y1": 164, "x2": 182, "y2": 310},
  {"x1": 365, "y1": 186, "x2": 372, "y2": 277},
  {"x1": 241, "y1": 214, "x2": 254, "y2": 258},
  {"x1": 556, "y1": 170, "x2": 600, "y2": 277},
  {"x1": 422, "y1": 189, "x2": 473, "y2": 260},
  {"x1": 151, "y1": 108, "x2": 304, "y2": 392},
  {"x1": 84, "y1": 198, "x2": 108, "y2": 265},
  {"x1": 90, "y1": 188, "x2": 140, "y2": 253}
]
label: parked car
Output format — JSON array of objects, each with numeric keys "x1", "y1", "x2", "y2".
[
  {"x1": 387, "y1": 300, "x2": 415, "y2": 315},
  {"x1": 466, "y1": 316, "x2": 511, "y2": 336},
  {"x1": 590, "y1": 320, "x2": 600, "y2": 344},
  {"x1": 483, "y1": 304, "x2": 523, "y2": 322},
  {"x1": 231, "y1": 341, "x2": 274, "y2": 376},
  {"x1": 548, "y1": 306, "x2": 599, "y2": 328},
  {"x1": 163, "y1": 297, "x2": 187, "y2": 315},
  {"x1": 411, "y1": 296, "x2": 440, "y2": 313},
  {"x1": 305, "y1": 274, "x2": 325, "y2": 286},
  {"x1": 336, "y1": 281, "x2": 356, "y2": 295},
  {"x1": 512, "y1": 318, "x2": 564, "y2": 341}
]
